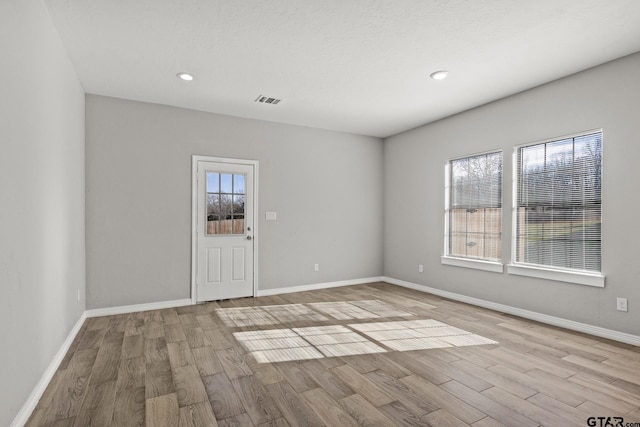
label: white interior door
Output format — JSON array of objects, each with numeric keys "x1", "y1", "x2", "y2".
[{"x1": 194, "y1": 158, "x2": 256, "y2": 302}]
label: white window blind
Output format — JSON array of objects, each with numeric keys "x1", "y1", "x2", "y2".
[
  {"x1": 446, "y1": 152, "x2": 502, "y2": 261},
  {"x1": 515, "y1": 131, "x2": 602, "y2": 272}
]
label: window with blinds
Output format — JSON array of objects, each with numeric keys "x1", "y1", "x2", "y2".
[
  {"x1": 446, "y1": 151, "x2": 503, "y2": 261},
  {"x1": 515, "y1": 131, "x2": 602, "y2": 272}
]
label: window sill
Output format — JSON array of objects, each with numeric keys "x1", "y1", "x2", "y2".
[
  {"x1": 507, "y1": 264, "x2": 605, "y2": 287},
  {"x1": 441, "y1": 256, "x2": 504, "y2": 273}
]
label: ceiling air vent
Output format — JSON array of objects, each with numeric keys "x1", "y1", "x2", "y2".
[{"x1": 254, "y1": 94, "x2": 282, "y2": 105}]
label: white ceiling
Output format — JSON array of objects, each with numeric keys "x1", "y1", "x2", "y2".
[{"x1": 44, "y1": 0, "x2": 640, "y2": 138}]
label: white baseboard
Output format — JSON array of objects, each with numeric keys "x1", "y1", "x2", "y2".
[
  {"x1": 85, "y1": 298, "x2": 192, "y2": 318},
  {"x1": 256, "y1": 276, "x2": 384, "y2": 297},
  {"x1": 383, "y1": 276, "x2": 640, "y2": 346},
  {"x1": 10, "y1": 311, "x2": 87, "y2": 427}
]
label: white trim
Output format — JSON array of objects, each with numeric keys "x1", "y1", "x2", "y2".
[
  {"x1": 253, "y1": 162, "x2": 260, "y2": 301},
  {"x1": 443, "y1": 162, "x2": 450, "y2": 256},
  {"x1": 191, "y1": 156, "x2": 199, "y2": 305},
  {"x1": 448, "y1": 147, "x2": 506, "y2": 162},
  {"x1": 251, "y1": 160, "x2": 260, "y2": 297},
  {"x1": 507, "y1": 263, "x2": 605, "y2": 287},
  {"x1": 85, "y1": 299, "x2": 192, "y2": 318},
  {"x1": 513, "y1": 128, "x2": 604, "y2": 150},
  {"x1": 441, "y1": 256, "x2": 504, "y2": 273},
  {"x1": 511, "y1": 144, "x2": 518, "y2": 265},
  {"x1": 10, "y1": 312, "x2": 87, "y2": 427},
  {"x1": 256, "y1": 277, "x2": 384, "y2": 297},
  {"x1": 191, "y1": 155, "x2": 260, "y2": 304},
  {"x1": 382, "y1": 276, "x2": 639, "y2": 346}
]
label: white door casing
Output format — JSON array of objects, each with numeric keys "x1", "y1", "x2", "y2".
[{"x1": 192, "y1": 156, "x2": 258, "y2": 303}]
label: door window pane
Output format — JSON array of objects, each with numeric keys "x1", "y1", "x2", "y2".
[
  {"x1": 234, "y1": 175, "x2": 245, "y2": 194},
  {"x1": 233, "y1": 195, "x2": 245, "y2": 214},
  {"x1": 219, "y1": 218, "x2": 233, "y2": 234},
  {"x1": 233, "y1": 215, "x2": 245, "y2": 234},
  {"x1": 221, "y1": 174, "x2": 233, "y2": 193},
  {"x1": 220, "y1": 194, "x2": 233, "y2": 214},
  {"x1": 207, "y1": 173, "x2": 219, "y2": 193},
  {"x1": 207, "y1": 193, "x2": 220, "y2": 215},
  {"x1": 207, "y1": 215, "x2": 220, "y2": 234}
]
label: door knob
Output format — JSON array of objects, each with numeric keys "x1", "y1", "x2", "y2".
[{"x1": 247, "y1": 236, "x2": 252, "y2": 240}]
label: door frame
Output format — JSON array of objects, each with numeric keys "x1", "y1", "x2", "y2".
[{"x1": 191, "y1": 155, "x2": 259, "y2": 304}]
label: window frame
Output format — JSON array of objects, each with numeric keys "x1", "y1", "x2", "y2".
[
  {"x1": 442, "y1": 149, "x2": 504, "y2": 273},
  {"x1": 508, "y1": 129, "x2": 605, "y2": 287}
]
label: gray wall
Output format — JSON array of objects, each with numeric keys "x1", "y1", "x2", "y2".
[
  {"x1": 86, "y1": 95, "x2": 383, "y2": 309},
  {"x1": 0, "y1": 1, "x2": 86, "y2": 425},
  {"x1": 384, "y1": 52, "x2": 640, "y2": 335}
]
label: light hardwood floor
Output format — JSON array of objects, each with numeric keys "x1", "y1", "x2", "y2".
[{"x1": 26, "y1": 282, "x2": 640, "y2": 426}]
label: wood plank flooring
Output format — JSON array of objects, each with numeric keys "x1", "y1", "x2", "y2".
[{"x1": 26, "y1": 282, "x2": 640, "y2": 426}]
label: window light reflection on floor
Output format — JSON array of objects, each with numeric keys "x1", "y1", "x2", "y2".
[
  {"x1": 215, "y1": 303, "x2": 328, "y2": 327},
  {"x1": 215, "y1": 300, "x2": 413, "y2": 327},
  {"x1": 350, "y1": 319, "x2": 498, "y2": 352},
  {"x1": 214, "y1": 306, "x2": 280, "y2": 327},
  {"x1": 293, "y1": 325, "x2": 387, "y2": 358},
  {"x1": 307, "y1": 300, "x2": 414, "y2": 320},
  {"x1": 226, "y1": 303, "x2": 498, "y2": 364},
  {"x1": 233, "y1": 325, "x2": 386, "y2": 363},
  {"x1": 260, "y1": 303, "x2": 329, "y2": 323}
]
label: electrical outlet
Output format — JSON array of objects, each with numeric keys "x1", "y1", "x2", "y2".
[
  {"x1": 418, "y1": 264, "x2": 424, "y2": 273},
  {"x1": 617, "y1": 297, "x2": 628, "y2": 312},
  {"x1": 314, "y1": 264, "x2": 319, "y2": 272}
]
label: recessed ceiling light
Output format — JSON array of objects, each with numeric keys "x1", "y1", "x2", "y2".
[
  {"x1": 177, "y1": 72, "x2": 194, "y2": 81},
  {"x1": 430, "y1": 70, "x2": 448, "y2": 80}
]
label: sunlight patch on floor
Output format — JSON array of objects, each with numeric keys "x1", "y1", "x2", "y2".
[
  {"x1": 350, "y1": 319, "x2": 498, "y2": 351},
  {"x1": 216, "y1": 300, "x2": 413, "y2": 327},
  {"x1": 233, "y1": 324, "x2": 386, "y2": 363},
  {"x1": 214, "y1": 306, "x2": 280, "y2": 327},
  {"x1": 220, "y1": 301, "x2": 497, "y2": 363},
  {"x1": 307, "y1": 300, "x2": 414, "y2": 320},
  {"x1": 261, "y1": 303, "x2": 329, "y2": 323}
]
